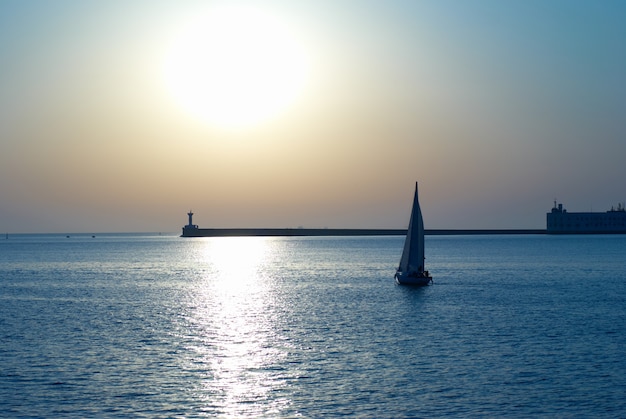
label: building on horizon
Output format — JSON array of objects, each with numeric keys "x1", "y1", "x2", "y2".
[{"x1": 547, "y1": 201, "x2": 626, "y2": 234}]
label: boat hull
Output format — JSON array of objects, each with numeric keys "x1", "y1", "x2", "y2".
[{"x1": 395, "y1": 271, "x2": 432, "y2": 286}]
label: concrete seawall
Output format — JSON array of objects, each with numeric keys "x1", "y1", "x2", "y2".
[{"x1": 181, "y1": 228, "x2": 546, "y2": 237}]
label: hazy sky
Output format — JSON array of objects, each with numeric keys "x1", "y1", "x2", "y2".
[{"x1": 2, "y1": 0, "x2": 625, "y2": 233}]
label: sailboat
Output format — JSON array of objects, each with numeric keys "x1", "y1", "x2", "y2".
[{"x1": 395, "y1": 182, "x2": 432, "y2": 286}]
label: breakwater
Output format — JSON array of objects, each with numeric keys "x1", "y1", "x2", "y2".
[{"x1": 181, "y1": 228, "x2": 546, "y2": 237}]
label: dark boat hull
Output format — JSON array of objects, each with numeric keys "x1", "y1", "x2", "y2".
[{"x1": 395, "y1": 271, "x2": 432, "y2": 286}]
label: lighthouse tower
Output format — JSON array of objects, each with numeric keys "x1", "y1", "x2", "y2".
[{"x1": 182, "y1": 210, "x2": 199, "y2": 236}]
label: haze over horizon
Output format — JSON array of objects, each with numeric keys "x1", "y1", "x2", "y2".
[{"x1": 2, "y1": 1, "x2": 625, "y2": 234}]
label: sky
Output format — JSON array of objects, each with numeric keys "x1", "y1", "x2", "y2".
[{"x1": 1, "y1": 0, "x2": 625, "y2": 233}]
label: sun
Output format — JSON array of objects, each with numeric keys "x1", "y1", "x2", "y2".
[{"x1": 163, "y1": 5, "x2": 311, "y2": 129}]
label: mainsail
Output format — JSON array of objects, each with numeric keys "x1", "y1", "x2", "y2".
[{"x1": 398, "y1": 182, "x2": 425, "y2": 274}]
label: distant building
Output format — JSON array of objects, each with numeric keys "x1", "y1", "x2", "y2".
[{"x1": 547, "y1": 201, "x2": 626, "y2": 234}]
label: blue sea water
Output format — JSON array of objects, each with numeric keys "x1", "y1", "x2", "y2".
[{"x1": 1, "y1": 233, "x2": 626, "y2": 417}]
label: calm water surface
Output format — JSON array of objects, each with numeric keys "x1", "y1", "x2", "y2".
[{"x1": 1, "y1": 234, "x2": 626, "y2": 417}]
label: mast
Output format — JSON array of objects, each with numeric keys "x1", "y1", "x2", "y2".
[
  {"x1": 399, "y1": 182, "x2": 424, "y2": 272},
  {"x1": 411, "y1": 182, "x2": 425, "y2": 271}
]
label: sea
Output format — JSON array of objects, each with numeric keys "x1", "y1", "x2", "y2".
[{"x1": 1, "y1": 233, "x2": 626, "y2": 418}]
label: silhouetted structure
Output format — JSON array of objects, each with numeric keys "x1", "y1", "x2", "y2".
[
  {"x1": 547, "y1": 201, "x2": 626, "y2": 234},
  {"x1": 180, "y1": 212, "x2": 545, "y2": 237},
  {"x1": 182, "y1": 210, "x2": 199, "y2": 236}
]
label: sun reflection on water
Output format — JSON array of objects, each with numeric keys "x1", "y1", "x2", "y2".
[{"x1": 185, "y1": 237, "x2": 290, "y2": 416}]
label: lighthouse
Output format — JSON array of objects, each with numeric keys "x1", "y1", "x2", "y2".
[{"x1": 182, "y1": 210, "x2": 199, "y2": 236}]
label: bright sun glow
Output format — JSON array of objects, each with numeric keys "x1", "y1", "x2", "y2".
[
  {"x1": 163, "y1": 5, "x2": 311, "y2": 129},
  {"x1": 206, "y1": 237, "x2": 269, "y2": 285}
]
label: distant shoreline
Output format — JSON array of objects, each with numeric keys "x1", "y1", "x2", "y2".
[{"x1": 181, "y1": 228, "x2": 547, "y2": 237}]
